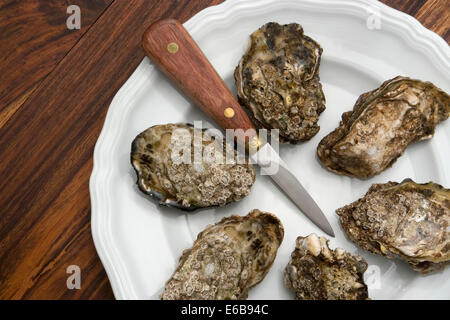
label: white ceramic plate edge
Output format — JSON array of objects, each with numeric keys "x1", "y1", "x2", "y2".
[{"x1": 90, "y1": 0, "x2": 450, "y2": 300}]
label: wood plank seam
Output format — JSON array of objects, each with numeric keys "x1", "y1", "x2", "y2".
[{"x1": 0, "y1": 0, "x2": 116, "y2": 131}]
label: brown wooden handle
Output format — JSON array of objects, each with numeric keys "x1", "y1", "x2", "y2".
[{"x1": 142, "y1": 19, "x2": 256, "y2": 138}]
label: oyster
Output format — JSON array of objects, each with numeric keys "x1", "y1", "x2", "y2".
[
  {"x1": 337, "y1": 179, "x2": 450, "y2": 274},
  {"x1": 317, "y1": 76, "x2": 450, "y2": 178},
  {"x1": 235, "y1": 22, "x2": 326, "y2": 143},
  {"x1": 284, "y1": 234, "x2": 369, "y2": 300},
  {"x1": 161, "y1": 209, "x2": 284, "y2": 300},
  {"x1": 131, "y1": 123, "x2": 255, "y2": 210}
]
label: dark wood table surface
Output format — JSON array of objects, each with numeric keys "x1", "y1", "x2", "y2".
[{"x1": 0, "y1": 0, "x2": 448, "y2": 300}]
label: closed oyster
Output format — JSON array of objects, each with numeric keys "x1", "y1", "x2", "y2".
[
  {"x1": 161, "y1": 209, "x2": 284, "y2": 300},
  {"x1": 131, "y1": 123, "x2": 255, "y2": 210},
  {"x1": 284, "y1": 234, "x2": 369, "y2": 300},
  {"x1": 317, "y1": 76, "x2": 449, "y2": 178},
  {"x1": 337, "y1": 179, "x2": 450, "y2": 274},
  {"x1": 235, "y1": 22, "x2": 326, "y2": 143}
]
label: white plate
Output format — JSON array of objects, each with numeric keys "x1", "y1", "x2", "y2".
[{"x1": 90, "y1": 0, "x2": 450, "y2": 300}]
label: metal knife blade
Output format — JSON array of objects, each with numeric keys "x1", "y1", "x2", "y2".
[{"x1": 251, "y1": 143, "x2": 335, "y2": 237}]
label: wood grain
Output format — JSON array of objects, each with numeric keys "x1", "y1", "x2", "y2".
[
  {"x1": 381, "y1": 0, "x2": 428, "y2": 16},
  {"x1": 0, "y1": 0, "x2": 447, "y2": 299},
  {"x1": 0, "y1": 0, "x2": 113, "y2": 130},
  {"x1": 415, "y1": 0, "x2": 450, "y2": 41}
]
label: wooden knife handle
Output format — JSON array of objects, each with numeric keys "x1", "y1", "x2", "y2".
[{"x1": 142, "y1": 19, "x2": 257, "y2": 138}]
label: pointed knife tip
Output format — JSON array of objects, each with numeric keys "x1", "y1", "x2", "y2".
[{"x1": 324, "y1": 226, "x2": 335, "y2": 238}]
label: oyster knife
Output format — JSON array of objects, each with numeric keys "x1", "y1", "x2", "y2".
[{"x1": 142, "y1": 19, "x2": 334, "y2": 237}]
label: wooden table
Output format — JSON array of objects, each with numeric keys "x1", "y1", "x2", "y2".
[{"x1": 0, "y1": 0, "x2": 448, "y2": 300}]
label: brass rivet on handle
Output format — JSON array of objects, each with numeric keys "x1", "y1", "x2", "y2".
[
  {"x1": 224, "y1": 107, "x2": 235, "y2": 118},
  {"x1": 167, "y1": 42, "x2": 179, "y2": 53}
]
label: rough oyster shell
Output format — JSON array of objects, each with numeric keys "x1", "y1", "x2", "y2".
[
  {"x1": 161, "y1": 209, "x2": 284, "y2": 300},
  {"x1": 235, "y1": 22, "x2": 326, "y2": 143},
  {"x1": 337, "y1": 179, "x2": 450, "y2": 274},
  {"x1": 131, "y1": 123, "x2": 255, "y2": 210},
  {"x1": 317, "y1": 76, "x2": 449, "y2": 178},
  {"x1": 284, "y1": 234, "x2": 369, "y2": 300}
]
